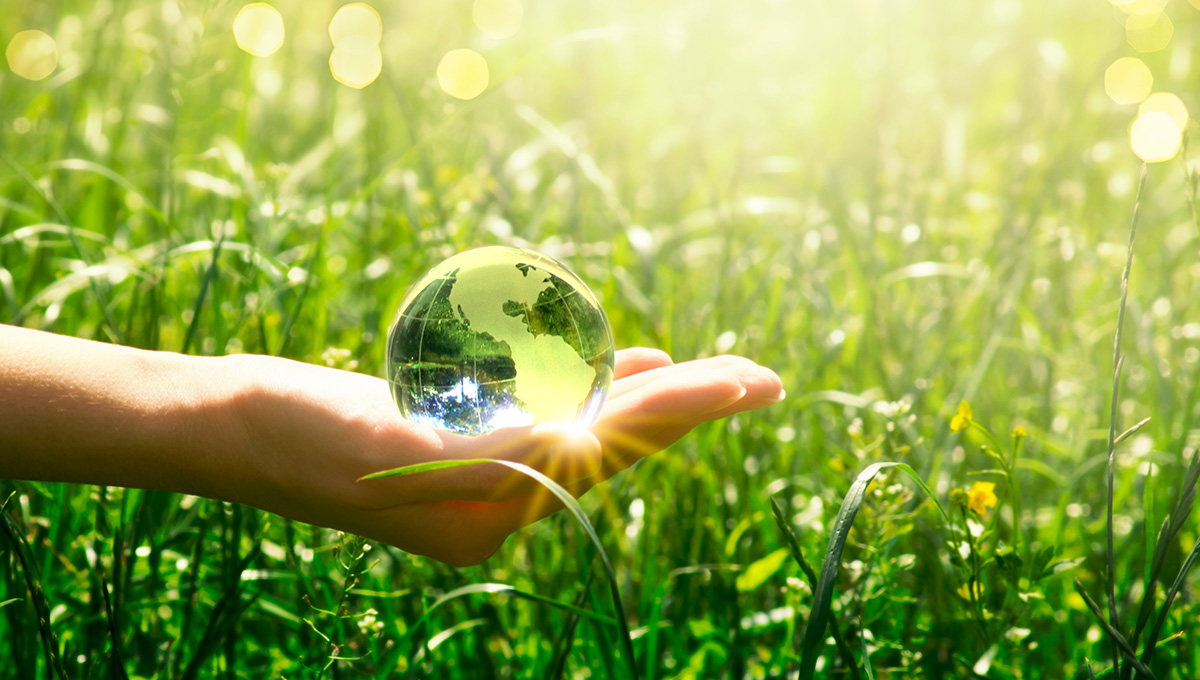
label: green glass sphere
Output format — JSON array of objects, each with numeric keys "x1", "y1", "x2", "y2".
[{"x1": 386, "y1": 246, "x2": 615, "y2": 436}]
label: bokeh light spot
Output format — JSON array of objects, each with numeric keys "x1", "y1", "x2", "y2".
[
  {"x1": 233, "y1": 4, "x2": 284, "y2": 57},
  {"x1": 1139, "y1": 92, "x2": 1188, "y2": 129},
  {"x1": 437, "y1": 49, "x2": 489, "y2": 100},
  {"x1": 6, "y1": 30, "x2": 58, "y2": 81},
  {"x1": 1104, "y1": 57, "x2": 1152, "y2": 105},
  {"x1": 330, "y1": 45, "x2": 382, "y2": 88},
  {"x1": 1130, "y1": 110, "x2": 1182, "y2": 162},
  {"x1": 1125, "y1": 12, "x2": 1173, "y2": 52},
  {"x1": 473, "y1": 0, "x2": 524, "y2": 39},
  {"x1": 330, "y1": 3, "x2": 382, "y2": 52}
]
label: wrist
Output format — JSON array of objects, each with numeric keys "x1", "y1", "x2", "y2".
[{"x1": 173, "y1": 352, "x2": 270, "y2": 504}]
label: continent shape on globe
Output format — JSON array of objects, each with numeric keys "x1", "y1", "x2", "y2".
[
  {"x1": 447, "y1": 260, "x2": 597, "y2": 424},
  {"x1": 386, "y1": 247, "x2": 615, "y2": 436}
]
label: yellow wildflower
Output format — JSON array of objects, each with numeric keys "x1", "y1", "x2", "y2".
[
  {"x1": 957, "y1": 581, "x2": 984, "y2": 600},
  {"x1": 950, "y1": 400, "x2": 973, "y2": 432},
  {"x1": 967, "y1": 481, "x2": 998, "y2": 516},
  {"x1": 1012, "y1": 425, "x2": 1028, "y2": 439}
]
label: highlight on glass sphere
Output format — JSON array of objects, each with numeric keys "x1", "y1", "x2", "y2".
[{"x1": 386, "y1": 246, "x2": 615, "y2": 436}]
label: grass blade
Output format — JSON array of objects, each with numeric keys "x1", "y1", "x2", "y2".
[
  {"x1": 861, "y1": 625, "x2": 876, "y2": 680},
  {"x1": 180, "y1": 229, "x2": 225, "y2": 354},
  {"x1": 1129, "y1": 448, "x2": 1200, "y2": 656},
  {"x1": 0, "y1": 496, "x2": 69, "y2": 680},
  {"x1": 97, "y1": 570, "x2": 132, "y2": 680},
  {"x1": 361, "y1": 458, "x2": 640, "y2": 679},
  {"x1": 1114, "y1": 416, "x2": 1151, "y2": 446},
  {"x1": 1139, "y1": 536, "x2": 1200, "y2": 668},
  {"x1": 797, "y1": 462, "x2": 947, "y2": 680},
  {"x1": 549, "y1": 571, "x2": 595, "y2": 680},
  {"x1": 1073, "y1": 579, "x2": 1156, "y2": 680},
  {"x1": 44, "y1": 159, "x2": 168, "y2": 227},
  {"x1": 179, "y1": 545, "x2": 262, "y2": 680},
  {"x1": 1130, "y1": 516, "x2": 1169, "y2": 649}
]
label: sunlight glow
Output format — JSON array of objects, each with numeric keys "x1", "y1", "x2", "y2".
[
  {"x1": 6, "y1": 30, "x2": 57, "y2": 81},
  {"x1": 330, "y1": 3, "x2": 382, "y2": 50},
  {"x1": 1138, "y1": 92, "x2": 1188, "y2": 129},
  {"x1": 437, "y1": 49, "x2": 489, "y2": 100},
  {"x1": 1104, "y1": 57, "x2": 1152, "y2": 105},
  {"x1": 1130, "y1": 110, "x2": 1182, "y2": 163},
  {"x1": 1125, "y1": 11, "x2": 1173, "y2": 52},
  {"x1": 473, "y1": 0, "x2": 524, "y2": 39},
  {"x1": 330, "y1": 46, "x2": 382, "y2": 88},
  {"x1": 1111, "y1": 0, "x2": 1168, "y2": 13},
  {"x1": 233, "y1": 4, "x2": 284, "y2": 57}
]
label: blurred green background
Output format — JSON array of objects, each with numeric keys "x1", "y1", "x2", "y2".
[{"x1": 4, "y1": 0, "x2": 1200, "y2": 677}]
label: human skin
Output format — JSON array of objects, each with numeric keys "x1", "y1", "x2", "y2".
[{"x1": 0, "y1": 324, "x2": 784, "y2": 566}]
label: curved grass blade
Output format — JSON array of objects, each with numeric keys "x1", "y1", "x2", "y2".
[
  {"x1": 410, "y1": 618, "x2": 487, "y2": 666},
  {"x1": 1073, "y1": 579, "x2": 1157, "y2": 680},
  {"x1": 414, "y1": 582, "x2": 616, "y2": 628},
  {"x1": 0, "y1": 223, "x2": 112, "y2": 247},
  {"x1": 361, "y1": 458, "x2": 640, "y2": 680},
  {"x1": 1, "y1": 150, "x2": 120, "y2": 341},
  {"x1": 771, "y1": 497, "x2": 861, "y2": 680},
  {"x1": 798, "y1": 462, "x2": 947, "y2": 680},
  {"x1": 44, "y1": 159, "x2": 168, "y2": 226}
]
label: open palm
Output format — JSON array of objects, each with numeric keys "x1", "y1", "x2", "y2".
[{"x1": 230, "y1": 348, "x2": 783, "y2": 565}]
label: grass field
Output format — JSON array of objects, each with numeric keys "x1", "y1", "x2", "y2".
[{"x1": 4, "y1": 0, "x2": 1200, "y2": 677}]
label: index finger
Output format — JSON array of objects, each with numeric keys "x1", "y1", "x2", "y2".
[{"x1": 613, "y1": 347, "x2": 674, "y2": 380}]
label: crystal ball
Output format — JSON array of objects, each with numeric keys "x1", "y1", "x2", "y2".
[{"x1": 386, "y1": 246, "x2": 615, "y2": 436}]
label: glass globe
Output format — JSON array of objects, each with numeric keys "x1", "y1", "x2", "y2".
[{"x1": 386, "y1": 246, "x2": 615, "y2": 436}]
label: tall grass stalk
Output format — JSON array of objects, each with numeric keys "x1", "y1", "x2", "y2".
[{"x1": 1103, "y1": 163, "x2": 1148, "y2": 678}]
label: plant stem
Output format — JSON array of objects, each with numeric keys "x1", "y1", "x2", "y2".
[{"x1": 1008, "y1": 434, "x2": 1025, "y2": 561}]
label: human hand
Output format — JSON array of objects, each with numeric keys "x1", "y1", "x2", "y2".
[
  {"x1": 220, "y1": 349, "x2": 784, "y2": 566},
  {"x1": 0, "y1": 325, "x2": 781, "y2": 566}
]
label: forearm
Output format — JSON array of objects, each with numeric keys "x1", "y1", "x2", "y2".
[{"x1": 0, "y1": 325, "x2": 247, "y2": 499}]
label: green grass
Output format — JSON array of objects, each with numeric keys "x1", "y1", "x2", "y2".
[{"x1": 4, "y1": 0, "x2": 1200, "y2": 677}]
